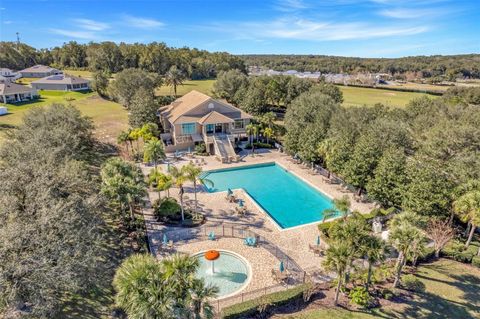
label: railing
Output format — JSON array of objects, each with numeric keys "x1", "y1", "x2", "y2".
[
  {"x1": 150, "y1": 222, "x2": 305, "y2": 278},
  {"x1": 175, "y1": 134, "x2": 193, "y2": 144}
]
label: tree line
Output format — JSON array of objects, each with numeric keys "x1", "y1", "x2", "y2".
[
  {"x1": 243, "y1": 54, "x2": 480, "y2": 80},
  {"x1": 213, "y1": 69, "x2": 342, "y2": 115},
  {"x1": 0, "y1": 41, "x2": 246, "y2": 78},
  {"x1": 284, "y1": 85, "x2": 480, "y2": 220}
]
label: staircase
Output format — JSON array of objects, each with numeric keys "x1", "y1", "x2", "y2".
[{"x1": 213, "y1": 134, "x2": 238, "y2": 163}]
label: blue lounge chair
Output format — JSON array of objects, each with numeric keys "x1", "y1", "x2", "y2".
[
  {"x1": 244, "y1": 236, "x2": 257, "y2": 247},
  {"x1": 208, "y1": 231, "x2": 216, "y2": 241}
]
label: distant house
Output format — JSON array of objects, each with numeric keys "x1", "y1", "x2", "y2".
[
  {"x1": 159, "y1": 90, "x2": 253, "y2": 160},
  {"x1": 18, "y1": 65, "x2": 62, "y2": 78},
  {"x1": 0, "y1": 82, "x2": 38, "y2": 104},
  {"x1": 0, "y1": 68, "x2": 21, "y2": 82},
  {"x1": 31, "y1": 74, "x2": 90, "y2": 91}
]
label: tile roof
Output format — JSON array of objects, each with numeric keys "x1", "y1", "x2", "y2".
[{"x1": 161, "y1": 90, "x2": 252, "y2": 124}]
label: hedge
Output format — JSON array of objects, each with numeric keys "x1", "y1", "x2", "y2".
[
  {"x1": 442, "y1": 240, "x2": 479, "y2": 263},
  {"x1": 244, "y1": 142, "x2": 274, "y2": 149},
  {"x1": 472, "y1": 256, "x2": 480, "y2": 268},
  {"x1": 221, "y1": 284, "x2": 306, "y2": 319}
]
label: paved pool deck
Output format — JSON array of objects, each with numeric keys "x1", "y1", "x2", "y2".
[{"x1": 140, "y1": 149, "x2": 377, "y2": 297}]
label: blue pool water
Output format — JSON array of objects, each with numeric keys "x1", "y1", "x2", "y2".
[{"x1": 202, "y1": 162, "x2": 335, "y2": 229}]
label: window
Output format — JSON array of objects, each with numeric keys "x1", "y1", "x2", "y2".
[
  {"x1": 234, "y1": 119, "x2": 244, "y2": 129},
  {"x1": 181, "y1": 123, "x2": 196, "y2": 135},
  {"x1": 206, "y1": 124, "x2": 214, "y2": 134}
]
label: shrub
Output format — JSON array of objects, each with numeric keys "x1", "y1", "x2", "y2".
[
  {"x1": 381, "y1": 288, "x2": 394, "y2": 300},
  {"x1": 244, "y1": 142, "x2": 274, "y2": 149},
  {"x1": 472, "y1": 256, "x2": 480, "y2": 268},
  {"x1": 349, "y1": 287, "x2": 373, "y2": 308},
  {"x1": 222, "y1": 285, "x2": 306, "y2": 319},
  {"x1": 194, "y1": 142, "x2": 207, "y2": 155},
  {"x1": 401, "y1": 275, "x2": 426, "y2": 293},
  {"x1": 153, "y1": 197, "x2": 181, "y2": 218},
  {"x1": 443, "y1": 240, "x2": 477, "y2": 263}
]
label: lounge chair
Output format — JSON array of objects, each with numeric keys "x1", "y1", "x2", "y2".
[
  {"x1": 244, "y1": 236, "x2": 257, "y2": 247},
  {"x1": 235, "y1": 206, "x2": 247, "y2": 216},
  {"x1": 309, "y1": 244, "x2": 323, "y2": 256},
  {"x1": 208, "y1": 231, "x2": 216, "y2": 241},
  {"x1": 226, "y1": 194, "x2": 236, "y2": 202}
]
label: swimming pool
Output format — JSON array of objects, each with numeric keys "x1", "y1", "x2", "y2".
[{"x1": 201, "y1": 162, "x2": 335, "y2": 229}]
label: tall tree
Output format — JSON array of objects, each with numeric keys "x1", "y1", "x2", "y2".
[
  {"x1": 108, "y1": 68, "x2": 161, "y2": 108},
  {"x1": 388, "y1": 211, "x2": 425, "y2": 288},
  {"x1": 169, "y1": 166, "x2": 187, "y2": 221},
  {"x1": 0, "y1": 104, "x2": 103, "y2": 318},
  {"x1": 453, "y1": 190, "x2": 480, "y2": 248},
  {"x1": 323, "y1": 241, "x2": 353, "y2": 305},
  {"x1": 143, "y1": 138, "x2": 165, "y2": 169},
  {"x1": 181, "y1": 163, "x2": 213, "y2": 218},
  {"x1": 165, "y1": 65, "x2": 186, "y2": 97},
  {"x1": 100, "y1": 158, "x2": 147, "y2": 221}
]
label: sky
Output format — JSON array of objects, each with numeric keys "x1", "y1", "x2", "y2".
[{"x1": 1, "y1": 0, "x2": 479, "y2": 57}]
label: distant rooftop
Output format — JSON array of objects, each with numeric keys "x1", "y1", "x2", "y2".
[
  {"x1": 31, "y1": 74, "x2": 90, "y2": 85},
  {"x1": 0, "y1": 82, "x2": 36, "y2": 95},
  {"x1": 19, "y1": 64, "x2": 60, "y2": 73}
]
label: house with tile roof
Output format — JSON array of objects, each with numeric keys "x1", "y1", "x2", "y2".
[
  {"x1": 18, "y1": 65, "x2": 62, "y2": 78},
  {"x1": 31, "y1": 74, "x2": 90, "y2": 91},
  {"x1": 159, "y1": 90, "x2": 253, "y2": 160},
  {"x1": 0, "y1": 82, "x2": 38, "y2": 104}
]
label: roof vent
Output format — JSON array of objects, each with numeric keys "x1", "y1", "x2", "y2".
[{"x1": 208, "y1": 103, "x2": 214, "y2": 109}]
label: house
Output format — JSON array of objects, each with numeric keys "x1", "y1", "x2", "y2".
[
  {"x1": 159, "y1": 90, "x2": 253, "y2": 160},
  {"x1": 0, "y1": 68, "x2": 21, "y2": 82},
  {"x1": 18, "y1": 65, "x2": 62, "y2": 78},
  {"x1": 0, "y1": 82, "x2": 38, "y2": 104},
  {"x1": 31, "y1": 74, "x2": 90, "y2": 91}
]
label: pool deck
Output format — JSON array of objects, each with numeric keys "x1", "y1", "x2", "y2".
[{"x1": 140, "y1": 149, "x2": 377, "y2": 298}]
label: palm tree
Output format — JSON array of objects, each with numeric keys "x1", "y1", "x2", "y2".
[
  {"x1": 361, "y1": 235, "x2": 385, "y2": 289},
  {"x1": 323, "y1": 241, "x2": 353, "y2": 305},
  {"x1": 263, "y1": 127, "x2": 274, "y2": 145},
  {"x1": 143, "y1": 138, "x2": 165, "y2": 169},
  {"x1": 388, "y1": 211, "x2": 425, "y2": 288},
  {"x1": 454, "y1": 190, "x2": 480, "y2": 248},
  {"x1": 148, "y1": 168, "x2": 163, "y2": 199},
  {"x1": 101, "y1": 158, "x2": 147, "y2": 221},
  {"x1": 260, "y1": 111, "x2": 276, "y2": 130},
  {"x1": 322, "y1": 208, "x2": 337, "y2": 223},
  {"x1": 186, "y1": 280, "x2": 219, "y2": 319},
  {"x1": 165, "y1": 65, "x2": 185, "y2": 97},
  {"x1": 169, "y1": 165, "x2": 187, "y2": 221},
  {"x1": 181, "y1": 163, "x2": 214, "y2": 219},
  {"x1": 113, "y1": 253, "x2": 216, "y2": 319},
  {"x1": 333, "y1": 196, "x2": 351, "y2": 219}
]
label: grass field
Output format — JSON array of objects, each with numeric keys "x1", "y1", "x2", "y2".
[
  {"x1": 339, "y1": 86, "x2": 438, "y2": 108},
  {"x1": 0, "y1": 90, "x2": 128, "y2": 144},
  {"x1": 63, "y1": 69, "x2": 94, "y2": 79},
  {"x1": 155, "y1": 79, "x2": 215, "y2": 96},
  {"x1": 282, "y1": 259, "x2": 480, "y2": 319}
]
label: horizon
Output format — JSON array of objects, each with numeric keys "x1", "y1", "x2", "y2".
[{"x1": 1, "y1": 0, "x2": 479, "y2": 58}]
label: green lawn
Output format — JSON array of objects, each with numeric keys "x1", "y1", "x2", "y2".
[
  {"x1": 339, "y1": 86, "x2": 438, "y2": 108},
  {"x1": 0, "y1": 90, "x2": 128, "y2": 144},
  {"x1": 155, "y1": 79, "x2": 216, "y2": 96},
  {"x1": 282, "y1": 259, "x2": 480, "y2": 319},
  {"x1": 63, "y1": 69, "x2": 94, "y2": 79}
]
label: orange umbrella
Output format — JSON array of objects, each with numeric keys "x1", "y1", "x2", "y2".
[{"x1": 205, "y1": 250, "x2": 220, "y2": 273}]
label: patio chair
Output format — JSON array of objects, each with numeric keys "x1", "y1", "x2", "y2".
[
  {"x1": 226, "y1": 194, "x2": 237, "y2": 202},
  {"x1": 167, "y1": 240, "x2": 174, "y2": 250},
  {"x1": 272, "y1": 269, "x2": 288, "y2": 283},
  {"x1": 235, "y1": 206, "x2": 247, "y2": 216},
  {"x1": 208, "y1": 231, "x2": 216, "y2": 241},
  {"x1": 244, "y1": 236, "x2": 257, "y2": 247}
]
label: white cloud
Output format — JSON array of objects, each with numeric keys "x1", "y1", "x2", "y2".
[
  {"x1": 123, "y1": 15, "x2": 164, "y2": 29},
  {"x1": 208, "y1": 18, "x2": 429, "y2": 42},
  {"x1": 379, "y1": 8, "x2": 448, "y2": 19},
  {"x1": 275, "y1": 0, "x2": 308, "y2": 12},
  {"x1": 74, "y1": 18, "x2": 110, "y2": 31},
  {"x1": 49, "y1": 29, "x2": 97, "y2": 40},
  {"x1": 3, "y1": 20, "x2": 12, "y2": 24}
]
